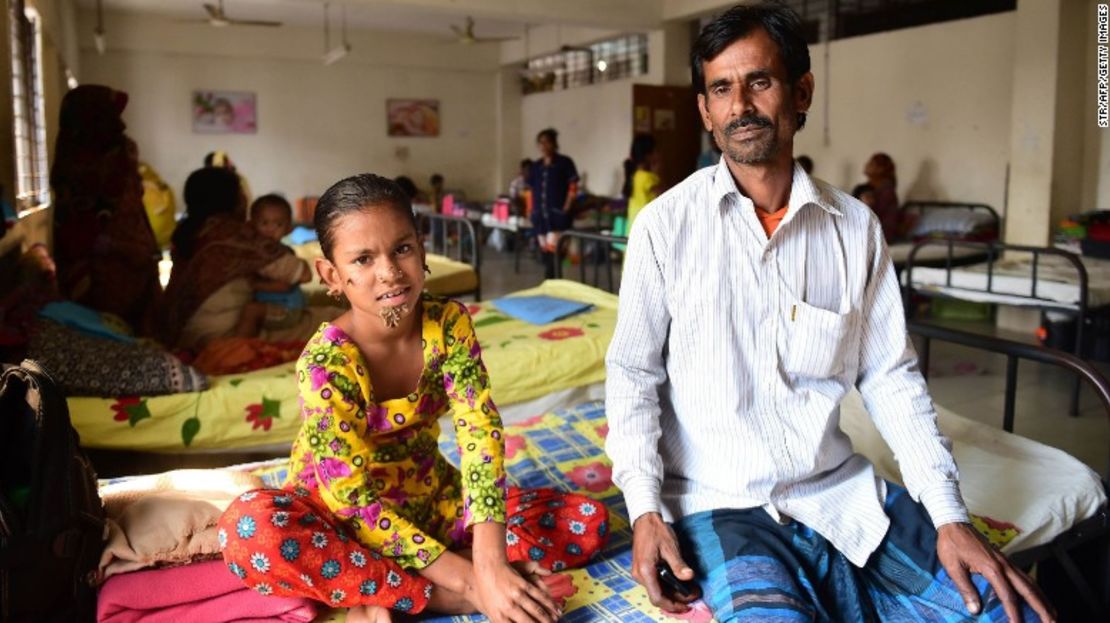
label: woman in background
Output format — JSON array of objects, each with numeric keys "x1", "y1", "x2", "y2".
[
  {"x1": 527, "y1": 128, "x2": 579, "y2": 279},
  {"x1": 863, "y1": 152, "x2": 900, "y2": 242},
  {"x1": 159, "y1": 168, "x2": 339, "y2": 351},
  {"x1": 51, "y1": 85, "x2": 161, "y2": 333}
]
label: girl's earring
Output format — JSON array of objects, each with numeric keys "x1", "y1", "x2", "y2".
[{"x1": 328, "y1": 289, "x2": 343, "y2": 302}]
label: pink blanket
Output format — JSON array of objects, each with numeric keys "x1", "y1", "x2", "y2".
[{"x1": 97, "y1": 560, "x2": 318, "y2": 623}]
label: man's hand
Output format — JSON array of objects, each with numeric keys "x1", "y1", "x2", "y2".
[
  {"x1": 631, "y1": 513, "x2": 699, "y2": 613},
  {"x1": 936, "y1": 523, "x2": 1055, "y2": 623}
]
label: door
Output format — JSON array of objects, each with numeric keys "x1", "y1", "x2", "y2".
[{"x1": 632, "y1": 84, "x2": 702, "y2": 192}]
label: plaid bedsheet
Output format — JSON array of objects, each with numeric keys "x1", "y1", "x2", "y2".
[{"x1": 254, "y1": 400, "x2": 706, "y2": 622}]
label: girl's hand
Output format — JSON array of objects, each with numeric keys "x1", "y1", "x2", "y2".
[{"x1": 474, "y1": 559, "x2": 561, "y2": 623}]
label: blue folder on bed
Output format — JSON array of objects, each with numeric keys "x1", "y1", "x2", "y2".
[{"x1": 491, "y1": 295, "x2": 593, "y2": 325}]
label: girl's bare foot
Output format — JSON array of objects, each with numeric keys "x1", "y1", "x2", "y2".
[{"x1": 347, "y1": 605, "x2": 392, "y2": 623}]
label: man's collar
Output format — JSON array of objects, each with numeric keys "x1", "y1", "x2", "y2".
[{"x1": 710, "y1": 157, "x2": 843, "y2": 217}]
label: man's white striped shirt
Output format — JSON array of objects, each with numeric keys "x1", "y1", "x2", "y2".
[{"x1": 605, "y1": 160, "x2": 968, "y2": 567}]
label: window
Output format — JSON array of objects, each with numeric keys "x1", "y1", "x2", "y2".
[
  {"x1": 776, "y1": 0, "x2": 1016, "y2": 43},
  {"x1": 522, "y1": 33, "x2": 648, "y2": 95},
  {"x1": 9, "y1": 0, "x2": 49, "y2": 214}
]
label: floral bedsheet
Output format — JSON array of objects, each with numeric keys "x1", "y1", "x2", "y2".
[{"x1": 66, "y1": 281, "x2": 617, "y2": 452}]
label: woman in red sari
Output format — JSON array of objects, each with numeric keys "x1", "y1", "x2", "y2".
[
  {"x1": 51, "y1": 85, "x2": 161, "y2": 332},
  {"x1": 159, "y1": 168, "x2": 339, "y2": 351}
]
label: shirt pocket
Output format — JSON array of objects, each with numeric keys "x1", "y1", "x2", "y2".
[{"x1": 780, "y1": 299, "x2": 856, "y2": 379}]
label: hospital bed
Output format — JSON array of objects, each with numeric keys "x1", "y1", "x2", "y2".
[
  {"x1": 418, "y1": 212, "x2": 482, "y2": 300},
  {"x1": 294, "y1": 212, "x2": 482, "y2": 302},
  {"x1": 235, "y1": 320, "x2": 1108, "y2": 622},
  {"x1": 887, "y1": 201, "x2": 1000, "y2": 273},
  {"x1": 69, "y1": 281, "x2": 617, "y2": 458},
  {"x1": 554, "y1": 230, "x2": 629, "y2": 294},
  {"x1": 902, "y1": 240, "x2": 1106, "y2": 415}
]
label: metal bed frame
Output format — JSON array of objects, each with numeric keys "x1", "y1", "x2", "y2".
[
  {"x1": 904, "y1": 240, "x2": 1090, "y2": 416},
  {"x1": 418, "y1": 212, "x2": 482, "y2": 300},
  {"x1": 908, "y1": 320, "x2": 1110, "y2": 618},
  {"x1": 899, "y1": 201, "x2": 1001, "y2": 236},
  {"x1": 891, "y1": 201, "x2": 1001, "y2": 274},
  {"x1": 554, "y1": 230, "x2": 628, "y2": 293}
]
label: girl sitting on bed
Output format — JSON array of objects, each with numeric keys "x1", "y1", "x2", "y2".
[{"x1": 219, "y1": 174, "x2": 609, "y2": 623}]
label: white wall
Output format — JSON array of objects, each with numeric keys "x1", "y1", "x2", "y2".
[
  {"x1": 76, "y1": 10, "x2": 502, "y2": 205},
  {"x1": 795, "y1": 13, "x2": 1015, "y2": 213},
  {"x1": 521, "y1": 79, "x2": 633, "y2": 197},
  {"x1": 1082, "y1": 0, "x2": 1110, "y2": 212}
]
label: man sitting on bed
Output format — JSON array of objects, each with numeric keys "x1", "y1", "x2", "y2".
[{"x1": 604, "y1": 4, "x2": 1053, "y2": 622}]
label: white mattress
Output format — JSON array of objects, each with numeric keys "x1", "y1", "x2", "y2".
[
  {"x1": 840, "y1": 390, "x2": 1106, "y2": 553},
  {"x1": 904, "y1": 254, "x2": 1110, "y2": 309},
  {"x1": 888, "y1": 241, "x2": 988, "y2": 265}
]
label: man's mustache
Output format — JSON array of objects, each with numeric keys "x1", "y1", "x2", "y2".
[{"x1": 726, "y1": 114, "x2": 773, "y2": 134}]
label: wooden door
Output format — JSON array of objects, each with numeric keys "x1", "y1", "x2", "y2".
[{"x1": 632, "y1": 84, "x2": 701, "y2": 192}]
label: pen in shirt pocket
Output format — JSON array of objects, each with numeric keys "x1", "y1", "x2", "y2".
[{"x1": 791, "y1": 304, "x2": 797, "y2": 321}]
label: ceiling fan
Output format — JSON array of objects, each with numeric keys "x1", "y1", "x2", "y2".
[
  {"x1": 450, "y1": 16, "x2": 517, "y2": 44},
  {"x1": 186, "y1": 1, "x2": 282, "y2": 28}
]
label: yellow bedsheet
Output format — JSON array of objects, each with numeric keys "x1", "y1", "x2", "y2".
[
  {"x1": 66, "y1": 281, "x2": 617, "y2": 452},
  {"x1": 293, "y1": 241, "x2": 477, "y2": 299}
]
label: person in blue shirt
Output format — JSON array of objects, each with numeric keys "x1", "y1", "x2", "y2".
[{"x1": 527, "y1": 128, "x2": 579, "y2": 278}]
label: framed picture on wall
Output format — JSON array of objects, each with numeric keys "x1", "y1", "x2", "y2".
[
  {"x1": 192, "y1": 91, "x2": 257, "y2": 134},
  {"x1": 387, "y1": 99, "x2": 440, "y2": 137}
]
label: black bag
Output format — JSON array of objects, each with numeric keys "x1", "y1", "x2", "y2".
[{"x1": 0, "y1": 360, "x2": 105, "y2": 622}]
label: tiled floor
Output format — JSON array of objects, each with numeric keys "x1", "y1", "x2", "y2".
[{"x1": 478, "y1": 245, "x2": 1108, "y2": 475}]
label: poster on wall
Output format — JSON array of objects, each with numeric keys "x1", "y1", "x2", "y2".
[
  {"x1": 192, "y1": 91, "x2": 257, "y2": 134},
  {"x1": 387, "y1": 99, "x2": 440, "y2": 137},
  {"x1": 634, "y1": 105, "x2": 651, "y2": 133},
  {"x1": 653, "y1": 109, "x2": 675, "y2": 131}
]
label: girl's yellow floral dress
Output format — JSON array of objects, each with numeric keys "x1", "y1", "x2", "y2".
[
  {"x1": 289, "y1": 295, "x2": 506, "y2": 568},
  {"x1": 217, "y1": 295, "x2": 610, "y2": 613}
]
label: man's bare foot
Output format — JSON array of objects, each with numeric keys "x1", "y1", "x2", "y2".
[{"x1": 347, "y1": 605, "x2": 392, "y2": 623}]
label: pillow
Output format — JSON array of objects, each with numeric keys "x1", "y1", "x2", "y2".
[
  {"x1": 909, "y1": 208, "x2": 995, "y2": 238},
  {"x1": 97, "y1": 468, "x2": 263, "y2": 580},
  {"x1": 28, "y1": 320, "x2": 208, "y2": 397},
  {"x1": 492, "y1": 295, "x2": 593, "y2": 325}
]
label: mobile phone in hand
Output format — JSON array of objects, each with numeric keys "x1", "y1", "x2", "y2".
[{"x1": 656, "y1": 561, "x2": 701, "y2": 600}]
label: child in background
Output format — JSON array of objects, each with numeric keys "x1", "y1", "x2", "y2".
[
  {"x1": 234, "y1": 194, "x2": 308, "y2": 337},
  {"x1": 429, "y1": 173, "x2": 446, "y2": 212},
  {"x1": 852, "y1": 183, "x2": 879, "y2": 213},
  {"x1": 509, "y1": 159, "x2": 531, "y2": 200},
  {"x1": 623, "y1": 134, "x2": 661, "y2": 232},
  {"x1": 219, "y1": 174, "x2": 608, "y2": 623}
]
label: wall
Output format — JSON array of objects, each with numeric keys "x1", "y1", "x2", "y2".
[
  {"x1": 794, "y1": 12, "x2": 1015, "y2": 213},
  {"x1": 521, "y1": 79, "x2": 634, "y2": 196},
  {"x1": 76, "y1": 10, "x2": 503, "y2": 205},
  {"x1": 1050, "y1": 0, "x2": 1089, "y2": 226},
  {"x1": 1082, "y1": 0, "x2": 1110, "y2": 213}
]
